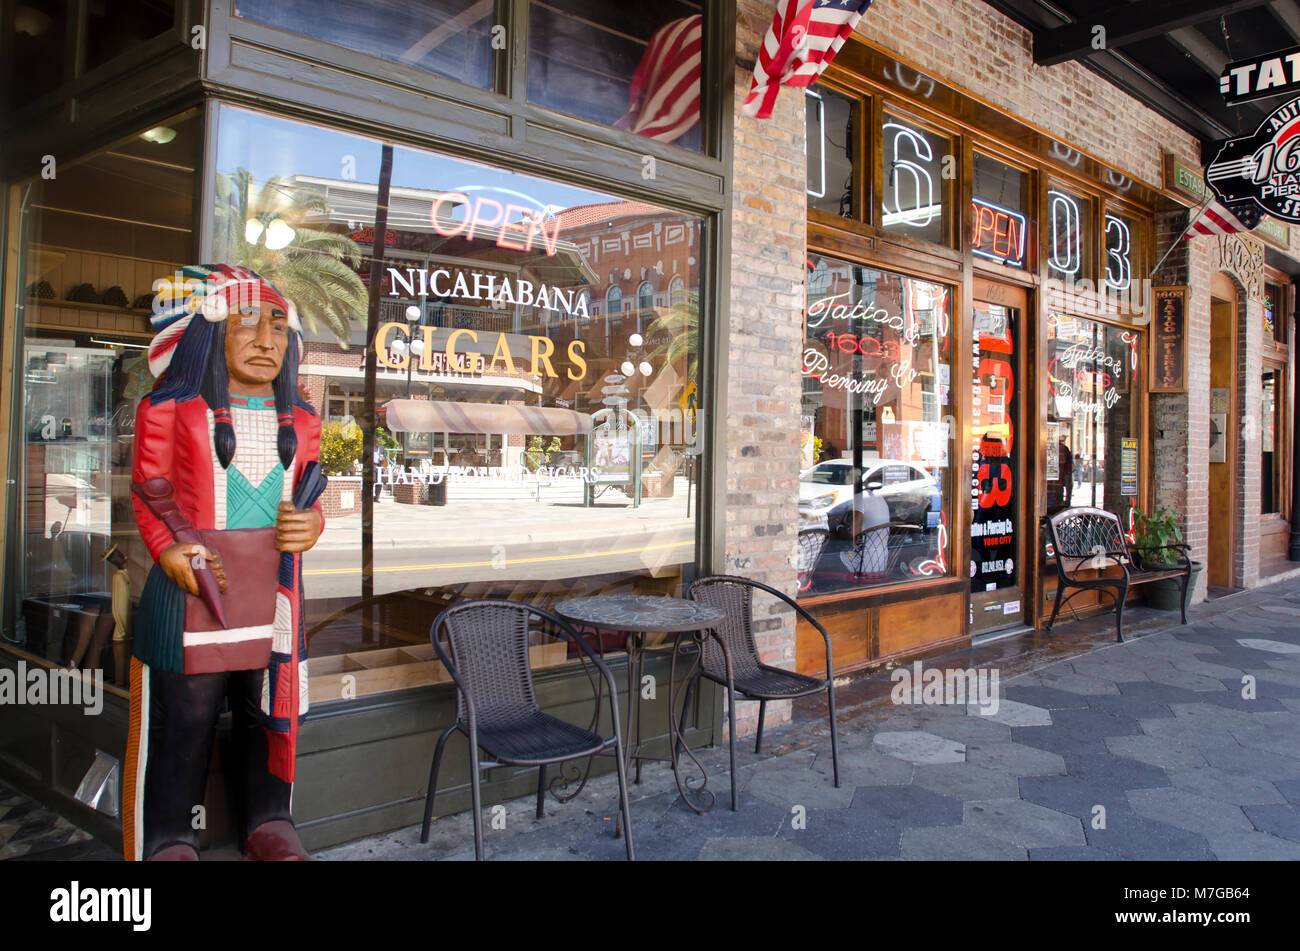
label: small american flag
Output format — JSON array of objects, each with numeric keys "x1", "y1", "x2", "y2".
[
  {"x1": 743, "y1": 0, "x2": 874, "y2": 119},
  {"x1": 1187, "y1": 197, "x2": 1263, "y2": 237},
  {"x1": 617, "y1": 15, "x2": 702, "y2": 144}
]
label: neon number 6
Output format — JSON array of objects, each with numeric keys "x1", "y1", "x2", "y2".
[{"x1": 884, "y1": 122, "x2": 935, "y2": 228}]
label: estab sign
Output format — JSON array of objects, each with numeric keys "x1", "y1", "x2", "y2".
[{"x1": 970, "y1": 198, "x2": 1027, "y2": 267}]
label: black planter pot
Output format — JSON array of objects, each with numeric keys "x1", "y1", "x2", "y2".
[{"x1": 1144, "y1": 562, "x2": 1203, "y2": 614}]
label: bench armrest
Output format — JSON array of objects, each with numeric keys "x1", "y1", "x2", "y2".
[{"x1": 1129, "y1": 543, "x2": 1192, "y2": 571}]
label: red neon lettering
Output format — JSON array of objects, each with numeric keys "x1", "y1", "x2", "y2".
[
  {"x1": 431, "y1": 192, "x2": 469, "y2": 237},
  {"x1": 467, "y1": 197, "x2": 505, "y2": 243},
  {"x1": 496, "y1": 204, "x2": 534, "y2": 251},
  {"x1": 973, "y1": 205, "x2": 997, "y2": 251}
]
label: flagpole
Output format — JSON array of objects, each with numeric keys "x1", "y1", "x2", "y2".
[{"x1": 1148, "y1": 194, "x2": 1215, "y2": 280}]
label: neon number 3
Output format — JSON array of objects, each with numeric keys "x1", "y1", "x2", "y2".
[
  {"x1": 884, "y1": 122, "x2": 935, "y2": 228},
  {"x1": 1105, "y1": 214, "x2": 1131, "y2": 291}
]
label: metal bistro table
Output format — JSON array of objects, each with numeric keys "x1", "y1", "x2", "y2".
[{"x1": 555, "y1": 594, "x2": 731, "y2": 821}]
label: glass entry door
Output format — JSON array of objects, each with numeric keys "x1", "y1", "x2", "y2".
[{"x1": 969, "y1": 296, "x2": 1024, "y2": 633}]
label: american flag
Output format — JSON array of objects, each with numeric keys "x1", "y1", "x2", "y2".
[
  {"x1": 1187, "y1": 197, "x2": 1263, "y2": 237},
  {"x1": 617, "y1": 15, "x2": 702, "y2": 144},
  {"x1": 743, "y1": 0, "x2": 874, "y2": 119}
]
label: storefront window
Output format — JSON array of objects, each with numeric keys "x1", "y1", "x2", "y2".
[
  {"x1": 971, "y1": 154, "x2": 1027, "y2": 269},
  {"x1": 880, "y1": 113, "x2": 951, "y2": 246},
  {"x1": 234, "y1": 0, "x2": 498, "y2": 90},
  {"x1": 1104, "y1": 209, "x2": 1139, "y2": 293},
  {"x1": 807, "y1": 86, "x2": 857, "y2": 219},
  {"x1": 528, "y1": 1, "x2": 704, "y2": 151},
  {"x1": 800, "y1": 257, "x2": 954, "y2": 594},
  {"x1": 1044, "y1": 314, "x2": 1140, "y2": 534},
  {"x1": 9, "y1": 110, "x2": 201, "y2": 668},
  {"x1": 1263, "y1": 368, "x2": 1280, "y2": 514},
  {"x1": 1265, "y1": 281, "x2": 1287, "y2": 344},
  {"x1": 1045, "y1": 185, "x2": 1092, "y2": 285},
  {"x1": 211, "y1": 104, "x2": 704, "y2": 699}
]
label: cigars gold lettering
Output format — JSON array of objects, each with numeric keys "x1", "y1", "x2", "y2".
[{"x1": 374, "y1": 322, "x2": 588, "y2": 381}]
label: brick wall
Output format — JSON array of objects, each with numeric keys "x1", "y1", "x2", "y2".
[
  {"x1": 853, "y1": 0, "x2": 1202, "y2": 180},
  {"x1": 723, "y1": 0, "x2": 811, "y2": 738}
]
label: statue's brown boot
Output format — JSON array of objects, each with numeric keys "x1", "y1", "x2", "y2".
[{"x1": 244, "y1": 820, "x2": 310, "y2": 861}]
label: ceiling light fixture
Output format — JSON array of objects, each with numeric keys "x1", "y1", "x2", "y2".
[{"x1": 139, "y1": 126, "x2": 177, "y2": 145}]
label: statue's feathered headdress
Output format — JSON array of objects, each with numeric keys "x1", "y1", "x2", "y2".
[{"x1": 148, "y1": 264, "x2": 300, "y2": 378}]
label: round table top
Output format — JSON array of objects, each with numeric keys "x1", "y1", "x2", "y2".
[{"x1": 555, "y1": 595, "x2": 724, "y2": 633}]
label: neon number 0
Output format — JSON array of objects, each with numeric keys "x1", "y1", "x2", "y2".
[
  {"x1": 884, "y1": 122, "x2": 936, "y2": 228},
  {"x1": 1047, "y1": 189, "x2": 1081, "y2": 276},
  {"x1": 1105, "y1": 214, "x2": 1131, "y2": 291}
]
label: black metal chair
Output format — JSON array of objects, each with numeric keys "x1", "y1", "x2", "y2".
[
  {"x1": 683, "y1": 575, "x2": 841, "y2": 810},
  {"x1": 420, "y1": 600, "x2": 635, "y2": 860}
]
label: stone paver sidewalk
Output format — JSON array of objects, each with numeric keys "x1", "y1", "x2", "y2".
[{"x1": 319, "y1": 580, "x2": 1300, "y2": 861}]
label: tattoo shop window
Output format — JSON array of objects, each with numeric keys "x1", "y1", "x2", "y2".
[
  {"x1": 1045, "y1": 184, "x2": 1092, "y2": 286},
  {"x1": 806, "y1": 86, "x2": 858, "y2": 219},
  {"x1": 880, "y1": 113, "x2": 952, "y2": 247},
  {"x1": 799, "y1": 255, "x2": 954, "y2": 597}
]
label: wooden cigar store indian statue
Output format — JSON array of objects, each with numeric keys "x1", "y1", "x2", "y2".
[{"x1": 123, "y1": 265, "x2": 327, "y2": 861}]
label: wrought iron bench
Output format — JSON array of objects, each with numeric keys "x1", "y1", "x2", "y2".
[{"x1": 1044, "y1": 506, "x2": 1192, "y2": 642}]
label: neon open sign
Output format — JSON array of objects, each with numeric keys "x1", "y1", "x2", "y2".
[
  {"x1": 970, "y1": 197, "x2": 1026, "y2": 267},
  {"x1": 429, "y1": 190, "x2": 562, "y2": 256}
]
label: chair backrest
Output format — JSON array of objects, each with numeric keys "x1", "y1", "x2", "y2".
[
  {"x1": 797, "y1": 527, "x2": 830, "y2": 582},
  {"x1": 433, "y1": 600, "x2": 540, "y2": 726},
  {"x1": 1047, "y1": 507, "x2": 1128, "y2": 562},
  {"x1": 686, "y1": 576, "x2": 765, "y2": 680},
  {"x1": 848, "y1": 523, "x2": 891, "y2": 578}
]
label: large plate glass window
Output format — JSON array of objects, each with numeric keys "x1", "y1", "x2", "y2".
[
  {"x1": 806, "y1": 86, "x2": 858, "y2": 219},
  {"x1": 528, "y1": 1, "x2": 705, "y2": 151},
  {"x1": 7, "y1": 111, "x2": 202, "y2": 673},
  {"x1": 208, "y1": 105, "x2": 704, "y2": 700},
  {"x1": 1044, "y1": 314, "x2": 1141, "y2": 533},
  {"x1": 800, "y1": 256, "x2": 954, "y2": 595},
  {"x1": 880, "y1": 113, "x2": 951, "y2": 247},
  {"x1": 971, "y1": 154, "x2": 1028, "y2": 269},
  {"x1": 1104, "y1": 208, "x2": 1140, "y2": 296},
  {"x1": 233, "y1": 0, "x2": 499, "y2": 90},
  {"x1": 1045, "y1": 184, "x2": 1092, "y2": 285}
]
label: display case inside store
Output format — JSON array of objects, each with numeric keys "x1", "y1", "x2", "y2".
[{"x1": 19, "y1": 343, "x2": 119, "y2": 660}]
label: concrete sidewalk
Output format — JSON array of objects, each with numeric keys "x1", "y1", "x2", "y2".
[{"x1": 318, "y1": 580, "x2": 1300, "y2": 861}]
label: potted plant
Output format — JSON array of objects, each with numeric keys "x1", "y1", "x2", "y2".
[{"x1": 1132, "y1": 506, "x2": 1203, "y2": 613}]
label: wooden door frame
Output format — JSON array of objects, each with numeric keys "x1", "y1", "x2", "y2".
[
  {"x1": 969, "y1": 278, "x2": 1030, "y2": 632},
  {"x1": 1210, "y1": 271, "x2": 1240, "y2": 589}
]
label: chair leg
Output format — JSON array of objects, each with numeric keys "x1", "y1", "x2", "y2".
[
  {"x1": 1115, "y1": 585, "x2": 1128, "y2": 643},
  {"x1": 468, "y1": 740, "x2": 485, "y2": 861},
  {"x1": 727, "y1": 686, "x2": 738, "y2": 811},
  {"x1": 536, "y1": 764, "x2": 547, "y2": 820},
  {"x1": 1046, "y1": 581, "x2": 1066, "y2": 631},
  {"x1": 755, "y1": 699, "x2": 767, "y2": 754},
  {"x1": 611, "y1": 740, "x2": 636, "y2": 861},
  {"x1": 420, "y1": 724, "x2": 457, "y2": 844},
  {"x1": 827, "y1": 681, "x2": 841, "y2": 788}
]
